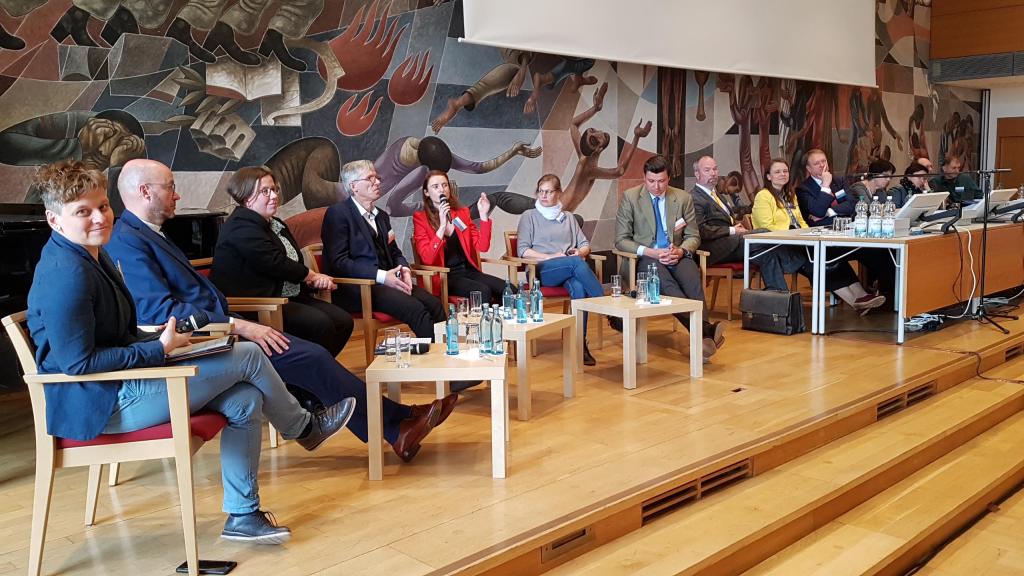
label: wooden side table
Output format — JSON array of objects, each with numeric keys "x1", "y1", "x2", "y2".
[
  {"x1": 571, "y1": 295, "x2": 704, "y2": 389},
  {"x1": 364, "y1": 345, "x2": 508, "y2": 479}
]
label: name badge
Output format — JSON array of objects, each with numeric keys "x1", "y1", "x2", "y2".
[
  {"x1": 556, "y1": 212, "x2": 566, "y2": 223},
  {"x1": 673, "y1": 218, "x2": 686, "y2": 231},
  {"x1": 387, "y1": 229, "x2": 396, "y2": 244}
]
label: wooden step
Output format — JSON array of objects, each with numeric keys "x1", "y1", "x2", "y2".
[
  {"x1": 545, "y1": 377, "x2": 1024, "y2": 576},
  {"x1": 915, "y1": 482, "x2": 1024, "y2": 575},
  {"x1": 744, "y1": 411, "x2": 1024, "y2": 576}
]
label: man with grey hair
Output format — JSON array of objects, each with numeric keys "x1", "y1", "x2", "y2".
[{"x1": 321, "y1": 159, "x2": 445, "y2": 339}]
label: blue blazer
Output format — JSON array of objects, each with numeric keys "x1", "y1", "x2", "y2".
[
  {"x1": 796, "y1": 175, "x2": 857, "y2": 227},
  {"x1": 106, "y1": 210, "x2": 231, "y2": 325},
  {"x1": 321, "y1": 197, "x2": 409, "y2": 279},
  {"x1": 27, "y1": 232, "x2": 165, "y2": 440}
]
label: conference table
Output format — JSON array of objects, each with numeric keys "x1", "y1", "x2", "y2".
[{"x1": 743, "y1": 221, "x2": 1024, "y2": 343}]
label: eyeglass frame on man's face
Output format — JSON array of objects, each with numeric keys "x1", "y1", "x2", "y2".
[
  {"x1": 144, "y1": 181, "x2": 176, "y2": 192},
  {"x1": 353, "y1": 175, "x2": 382, "y2": 185}
]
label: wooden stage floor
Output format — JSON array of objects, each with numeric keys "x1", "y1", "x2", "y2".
[{"x1": 1, "y1": 305, "x2": 1022, "y2": 576}]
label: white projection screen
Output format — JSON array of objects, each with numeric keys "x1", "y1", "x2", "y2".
[{"x1": 461, "y1": 0, "x2": 877, "y2": 87}]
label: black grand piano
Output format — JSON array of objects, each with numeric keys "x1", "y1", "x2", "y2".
[{"x1": 0, "y1": 203, "x2": 225, "y2": 391}]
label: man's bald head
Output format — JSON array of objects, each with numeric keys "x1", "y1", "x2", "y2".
[{"x1": 118, "y1": 159, "x2": 179, "y2": 226}]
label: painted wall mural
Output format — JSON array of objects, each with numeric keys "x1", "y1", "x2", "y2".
[{"x1": 0, "y1": 0, "x2": 978, "y2": 262}]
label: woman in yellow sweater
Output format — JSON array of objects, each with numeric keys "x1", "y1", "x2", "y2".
[{"x1": 752, "y1": 159, "x2": 885, "y2": 314}]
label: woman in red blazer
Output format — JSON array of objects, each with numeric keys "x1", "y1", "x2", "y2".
[{"x1": 413, "y1": 170, "x2": 507, "y2": 303}]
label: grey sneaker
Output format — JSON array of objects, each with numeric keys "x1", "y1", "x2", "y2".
[
  {"x1": 295, "y1": 397, "x2": 356, "y2": 451},
  {"x1": 221, "y1": 510, "x2": 291, "y2": 544}
]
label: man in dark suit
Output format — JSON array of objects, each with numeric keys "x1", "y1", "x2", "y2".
[
  {"x1": 691, "y1": 156, "x2": 749, "y2": 265},
  {"x1": 614, "y1": 154, "x2": 724, "y2": 361},
  {"x1": 106, "y1": 159, "x2": 453, "y2": 463},
  {"x1": 321, "y1": 159, "x2": 445, "y2": 338},
  {"x1": 796, "y1": 148, "x2": 857, "y2": 227}
]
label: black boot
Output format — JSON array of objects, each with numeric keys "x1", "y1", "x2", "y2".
[
  {"x1": 51, "y1": 6, "x2": 99, "y2": 46},
  {"x1": 258, "y1": 28, "x2": 306, "y2": 71},
  {"x1": 583, "y1": 342, "x2": 596, "y2": 366},
  {"x1": 100, "y1": 6, "x2": 139, "y2": 47},
  {"x1": 0, "y1": 22, "x2": 26, "y2": 50},
  {"x1": 166, "y1": 18, "x2": 216, "y2": 63},
  {"x1": 202, "y1": 21, "x2": 261, "y2": 66}
]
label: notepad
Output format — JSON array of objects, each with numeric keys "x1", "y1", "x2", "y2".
[{"x1": 166, "y1": 336, "x2": 235, "y2": 363}]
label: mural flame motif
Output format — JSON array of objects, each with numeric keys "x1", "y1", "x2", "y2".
[
  {"x1": 319, "y1": 0, "x2": 407, "y2": 92},
  {"x1": 388, "y1": 50, "x2": 432, "y2": 106},
  {"x1": 336, "y1": 91, "x2": 383, "y2": 136}
]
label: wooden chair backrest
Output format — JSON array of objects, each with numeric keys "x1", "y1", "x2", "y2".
[{"x1": 3, "y1": 312, "x2": 54, "y2": 448}]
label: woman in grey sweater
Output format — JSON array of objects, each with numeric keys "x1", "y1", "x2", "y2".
[{"x1": 516, "y1": 174, "x2": 603, "y2": 365}]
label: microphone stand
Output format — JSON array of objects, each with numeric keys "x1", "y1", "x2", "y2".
[{"x1": 971, "y1": 169, "x2": 1016, "y2": 334}]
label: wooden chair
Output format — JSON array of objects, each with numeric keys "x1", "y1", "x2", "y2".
[
  {"x1": 190, "y1": 257, "x2": 289, "y2": 448},
  {"x1": 300, "y1": 243, "x2": 446, "y2": 366},
  {"x1": 2, "y1": 312, "x2": 226, "y2": 576}
]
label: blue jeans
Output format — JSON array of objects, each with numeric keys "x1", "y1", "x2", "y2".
[
  {"x1": 538, "y1": 256, "x2": 603, "y2": 337},
  {"x1": 104, "y1": 342, "x2": 310, "y2": 515}
]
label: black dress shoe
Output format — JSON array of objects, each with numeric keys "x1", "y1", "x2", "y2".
[
  {"x1": 583, "y1": 343, "x2": 596, "y2": 366},
  {"x1": 450, "y1": 380, "x2": 482, "y2": 393},
  {"x1": 100, "y1": 6, "x2": 138, "y2": 47},
  {"x1": 608, "y1": 317, "x2": 623, "y2": 333},
  {"x1": 51, "y1": 6, "x2": 99, "y2": 46},
  {"x1": 166, "y1": 18, "x2": 216, "y2": 63},
  {"x1": 295, "y1": 397, "x2": 356, "y2": 451},
  {"x1": 203, "y1": 22, "x2": 261, "y2": 66},
  {"x1": 258, "y1": 28, "x2": 306, "y2": 71},
  {"x1": 0, "y1": 23, "x2": 26, "y2": 51}
]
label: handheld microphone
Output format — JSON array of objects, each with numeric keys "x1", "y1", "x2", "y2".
[
  {"x1": 175, "y1": 311, "x2": 210, "y2": 333},
  {"x1": 439, "y1": 196, "x2": 467, "y2": 231}
]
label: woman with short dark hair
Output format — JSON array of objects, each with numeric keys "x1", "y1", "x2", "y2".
[{"x1": 212, "y1": 166, "x2": 353, "y2": 357}]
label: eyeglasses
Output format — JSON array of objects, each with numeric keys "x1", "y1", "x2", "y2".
[
  {"x1": 354, "y1": 175, "x2": 382, "y2": 184},
  {"x1": 537, "y1": 188, "x2": 560, "y2": 195},
  {"x1": 256, "y1": 186, "x2": 280, "y2": 197},
  {"x1": 145, "y1": 182, "x2": 176, "y2": 191}
]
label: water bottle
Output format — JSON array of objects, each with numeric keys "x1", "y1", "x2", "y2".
[
  {"x1": 480, "y1": 306, "x2": 492, "y2": 354},
  {"x1": 647, "y1": 263, "x2": 661, "y2": 304},
  {"x1": 853, "y1": 198, "x2": 869, "y2": 238},
  {"x1": 531, "y1": 278, "x2": 544, "y2": 322},
  {"x1": 491, "y1": 305, "x2": 504, "y2": 355},
  {"x1": 868, "y1": 196, "x2": 883, "y2": 238},
  {"x1": 502, "y1": 280, "x2": 514, "y2": 318},
  {"x1": 882, "y1": 195, "x2": 897, "y2": 238},
  {"x1": 445, "y1": 304, "x2": 459, "y2": 355},
  {"x1": 515, "y1": 291, "x2": 527, "y2": 323}
]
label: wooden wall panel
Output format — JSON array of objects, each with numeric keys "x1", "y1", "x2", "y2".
[{"x1": 931, "y1": 2, "x2": 1024, "y2": 59}]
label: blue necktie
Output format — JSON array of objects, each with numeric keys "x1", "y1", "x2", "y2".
[{"x1": 652, "y1": 196, "x2": 669, "y2": 249}]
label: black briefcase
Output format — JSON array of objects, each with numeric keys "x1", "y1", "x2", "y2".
[{"x1": 739, "y1": 289, "x2": 805, "y2": 335}]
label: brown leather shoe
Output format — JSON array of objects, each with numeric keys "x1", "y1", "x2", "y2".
[
  {"x1": 392, "y1": 402, "x2": 440, "y2": 462},
  {"x1": 434, "y1": 393, "x2": 457, "y2": 427}
]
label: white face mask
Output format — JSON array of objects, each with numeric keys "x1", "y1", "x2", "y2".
[{"x1": 535, "y1": 200, "x2": 565, "y2": 221}]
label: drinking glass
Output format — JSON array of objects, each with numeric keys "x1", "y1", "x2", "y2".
[
  {"x1": 465, "y1": 323, "x2": 480, "y2": 358},
  {"x1": 384, "y1": 327, "x2": 400, "y2": 363},
  {"x1": 397, "y1": 332, "x2": 412, "y2": 368},
  {"x1": 611, "y1": 274, "x2": 622, "y2": 297},
  {"x1": 469, "y1": 291, "x2": 483, "y2": 320},
  {"x1": 637, "y1": 272, "x2": 648, "y2": 302},
  {"x1": 456, "y1": 297, "x2": 469, "y2": 324}
]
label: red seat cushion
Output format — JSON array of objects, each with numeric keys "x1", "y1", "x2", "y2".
[
  {"x1": 58, "y1": 411, "x2": 228, "y2": 448},
  {"x1": 350, "y1": 311, "x2": 400, "y2": 324},
  {"x1": 196, "y1": 267, "x2": 211, "y2": 278},
  {"x1": 710, "y1": 262, "x2": 749, "y2": 272},
  {"x1": 540, "y1": 286, "x2": 569, "y2": 298}
]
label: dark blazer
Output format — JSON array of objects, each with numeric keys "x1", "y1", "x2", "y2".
[
  {"x1": 321, "y1": 197, "x2": 409, "y2": 279},
  {"x1": 27, "y1": 232, "x2": 165, "y2": 440},
  {"x1": 691, "y1": 185, "x2": 743, "y2": 264},
  {"x1": 796, "y1": 175, "x2": 857, "y2": 227},
  {"x1": 106, "y1": 210, "x2": 231, "y2": 324},
  {"x1": 211, "y1": 207, "x2": 309, "y2": 298}
]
